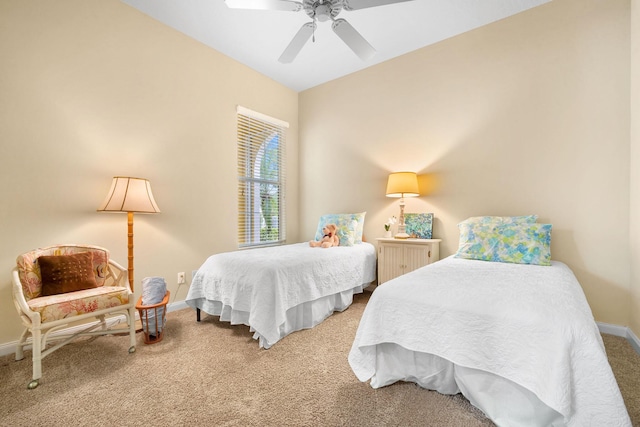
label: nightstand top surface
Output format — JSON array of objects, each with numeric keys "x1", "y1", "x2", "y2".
[{"x1": 376, "y1": 237, "x2": 441, "y2": 243}]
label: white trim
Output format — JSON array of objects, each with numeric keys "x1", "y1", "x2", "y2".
[
  {"x1": 3, "y1": 309, "x2": 638, "y2": 358},
  {"x1": 168, "y1": 300, "x2": 188, "y2": 312},
  {"x1": 597, "y1": 321, "x2": 640, "y2": 355},
  {"x1": 626, "y1": 327, "x2": 640, "y2": 355},
  {"x1": 597, "y1": 321, "x2": 628, "y2": 337},
  {"x1": 236, "y1": 105, "x2": 290, "y2": 128},
  {"x1": 0, "y1": 301, "x2": 191, "y2": 357}
]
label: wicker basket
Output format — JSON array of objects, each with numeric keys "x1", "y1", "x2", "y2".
[{"x1": 135, "y1": 291, "x2": 170, "y2": 344}]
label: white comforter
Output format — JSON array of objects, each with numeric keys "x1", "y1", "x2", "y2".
[
  {"x1": 349, "y1": 256, "x2": 631, "y2": 426},
  {"x1": 186, "y1": 242, "x2": 376, "y2": 348}
]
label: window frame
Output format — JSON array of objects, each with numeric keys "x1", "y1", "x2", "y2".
[{"x1": 236, "y1": 106, "x2": 288, "y2": 248}]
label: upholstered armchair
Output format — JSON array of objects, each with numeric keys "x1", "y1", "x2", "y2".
[{"x1": 11, "y1": 244, "x2": 136, "y2": 389}]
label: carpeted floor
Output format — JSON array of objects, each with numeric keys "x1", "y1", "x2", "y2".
[{"x1": 0, "y1": 291, "x2": 638, "y2": 426}]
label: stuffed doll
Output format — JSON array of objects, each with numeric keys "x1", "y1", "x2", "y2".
[{"x1": 309, "y1": 223, "x2": 340, "y2": 248}]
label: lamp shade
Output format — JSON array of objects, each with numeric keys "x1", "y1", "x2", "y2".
[
  {"x1": 385, "y1": 172, "x2": 420, "y2": 198},
  {"x1": 97, "y1": 177, "x2": 160, "y2": 213}
]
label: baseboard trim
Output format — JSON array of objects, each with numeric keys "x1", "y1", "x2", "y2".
[
  {"x1": 3, "y1": 304, "x2": 638, "y2": 357},
  {"x1": 597, "y1": 321, "x2": 628, "y2": 337},
  {"x1": 168, "y1": 300, "x2": 188, "y2": 312},
  {"x1": 626, "y1": 327, "x2": 640, "y2": 355},
  {"x1": 0, "y1": 301, "x2": 192, "y2": 358},
  {"x1": 597, "y1": 321, "x2": 640, "y2": 355}
]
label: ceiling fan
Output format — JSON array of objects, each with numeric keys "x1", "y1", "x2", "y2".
[{"x1": 225, "y1": 0, "x2": 415, "y2": 63}]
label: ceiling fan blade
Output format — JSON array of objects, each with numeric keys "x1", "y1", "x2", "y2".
[
  {"x1": 278, "y1": 22, "x2": 316, "y2": 63},
  {"x1": 225, "y1": 0, "x2": 302, "y2": 12},
  {"x1": 343, "y1": 0, "x2": 414, "y2": 11},
  {"x1": 332, "y1": 18, "x2": 376, "y2": 61}
]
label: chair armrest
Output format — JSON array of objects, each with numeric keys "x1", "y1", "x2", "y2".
[
  {"x1": 11, "y1": 268, "x2": 39, "y2": 324},
  {"x1": 107, "y1": 259, "x2": 133, "y2": 294}
]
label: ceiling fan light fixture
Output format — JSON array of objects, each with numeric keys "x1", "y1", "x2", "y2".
[
  {"x1": 304, "y1": 0, "x2": 342, "y2": 20},
  {"x1": 314, "y1": 4, "x2": 332, "y2": 21}
]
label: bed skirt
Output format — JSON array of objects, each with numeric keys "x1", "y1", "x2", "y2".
[
  {"x1": 367, "y1": 342, "x2": 564, "y2": 426},
  {"x1": 192, "y1": 284, "x2": 365, "y2": 349}
]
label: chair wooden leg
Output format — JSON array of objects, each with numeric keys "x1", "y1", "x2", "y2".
[
  {"x1": 15, "y1": 328, "x2": 29, "y2": 361},
  {"x1": 29, "y1": 327, "x2": 42, "y2": 389},
  {"x1": 128, "y1": 306, "x2": 136, "y2": 354}
]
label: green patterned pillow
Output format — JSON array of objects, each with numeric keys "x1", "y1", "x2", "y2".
[
  {"x1": 314, "y1": 213, "x2": 365, "y2": 246},
  {"x1": 460, "y1": 215, "x2": 538, "y2": 225},
  {"x1": 455, "y1": 222, "x2": 552, "y2": 266}
]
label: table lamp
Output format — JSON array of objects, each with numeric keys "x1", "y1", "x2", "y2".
[{"x1": 386, "y1": 172, "x2": 419, "y2": 239}]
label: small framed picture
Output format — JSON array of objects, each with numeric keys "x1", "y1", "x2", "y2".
[{"x1": 404, "y1": 213, "x2": 434, "y2": 239}]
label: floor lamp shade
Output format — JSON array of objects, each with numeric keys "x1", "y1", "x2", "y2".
[
  {"x1": 97, "y1": 177, "x2": 160, "y2": 291},
  {"x1": 98, "y1": 177, "x2": 160, "y2": 213},
  {"x1": 386, "y1": 172, "x2": 419, "y2": 239}
]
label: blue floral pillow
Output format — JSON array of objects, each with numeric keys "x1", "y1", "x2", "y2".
[
  {"x1": 314, "y1": 212, "x2": 366, "y2": 246},
  {"x1": 455, "y1": 222, "x2": 552, "y2": 266},
  {"x1": 460, "y1": 215, "x2": 538, "y2": 226}
]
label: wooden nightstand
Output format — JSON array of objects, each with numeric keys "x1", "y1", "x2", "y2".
[{"x1": 376, "y1": 238, "x2": 441, "y2": 285}]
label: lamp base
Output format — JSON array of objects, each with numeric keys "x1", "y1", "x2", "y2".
[{"x1": 395, "y1": 223, "x2": 410, "y2": 239}]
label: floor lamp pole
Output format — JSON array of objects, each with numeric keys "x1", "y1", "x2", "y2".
[{"x1": 127, "y1": 211, "x2": 135, "y2": 292}]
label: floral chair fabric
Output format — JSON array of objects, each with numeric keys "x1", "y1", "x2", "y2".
[
  {"x1": 11, "y1": 244, "x2": 136, "y2": 389},
  {"x1": 26, "y1": 286, "x2": 131, "y2": 323},
  {"x1": 16, "y1": 245, "x2": 110, "y2": 300}
]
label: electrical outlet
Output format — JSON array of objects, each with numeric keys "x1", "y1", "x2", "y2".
[{"x1": 177, "y1": 272, "x2": 186, "y2": 284}]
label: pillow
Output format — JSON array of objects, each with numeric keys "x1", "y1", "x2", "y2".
[
  {"x1": 39, "y1": 252, "x2": 98, "y2": 296},
  {"x1": 352, "y1": 212, "x2": 366, "y2": 243},
  {"x1": 455, "y1": 222, "x2": 552, "y2": 266},
  {"x1": 459, "y1": 215, "x2": 538, "y2": 226},
  {"x1": 314, "y1": 213, "x2": 365, "y2": 246}
]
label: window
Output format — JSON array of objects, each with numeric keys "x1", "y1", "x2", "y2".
[{"x1": 237, "y1": 106, "x2": 288, "y2": 248}]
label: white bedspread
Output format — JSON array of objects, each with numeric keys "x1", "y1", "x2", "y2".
[
  {"x1": 186, "y1": 242, "x2": 376, "y2": 348},
  {"x1": 349, "y1": 256, "x2": 631, "y2": 426}
]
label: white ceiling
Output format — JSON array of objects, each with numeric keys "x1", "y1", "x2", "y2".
[{"x1": 121, "y1": 0, "x2": 551, "y2": 92}]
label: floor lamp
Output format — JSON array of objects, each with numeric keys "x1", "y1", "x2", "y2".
[
  {"x1": 97, "y1": 177, "x2": 160, "y2": 292},
  {"x1": 386, "y1": 171, "x2": 419, "y2": 239}
]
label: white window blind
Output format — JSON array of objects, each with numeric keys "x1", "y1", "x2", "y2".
[{"x1": 237, "y1": 106, "x2": 288, "y2": 248}]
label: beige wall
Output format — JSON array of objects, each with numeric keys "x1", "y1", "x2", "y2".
[
  {"x1": 300, "y1": 0, "x2": 633, "y2": 328},
  {"x1": 0, "y1": 0, "x2": 299, "y2": 344},
  {"x1": 631, "y1": 0, "x2": 640, "y2": 336},
  {"x1": 1, "y1": 0, "x2": 637, "y2": 348}
]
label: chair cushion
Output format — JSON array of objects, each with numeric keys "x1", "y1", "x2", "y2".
[
  {"x1": 39, "y1": 252, "x2": 98, "y2": 296},
  {"x1": 16, "y1": 246, "x2": 109, "y2": 300},
  {"x1": 27, "y1": 286, "x2": 131, "y2": 323}
]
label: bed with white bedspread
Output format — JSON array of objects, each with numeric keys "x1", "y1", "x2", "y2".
[
  {"x1": 186, "y1": 242, "x2": 376, "y2": 349},
  {"x1": 348, "y1": 256, "x2": 631, "y2": 426}
]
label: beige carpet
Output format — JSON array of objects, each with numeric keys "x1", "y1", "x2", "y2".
[{"x1": 0, "y1": 292, "x2": 638, "y2": 426}]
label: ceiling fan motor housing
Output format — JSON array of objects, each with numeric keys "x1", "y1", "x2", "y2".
[{"x1": 303, "y1": 0, "x2": 343, "y2": 21}]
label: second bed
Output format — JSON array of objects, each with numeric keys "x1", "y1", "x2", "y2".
[
  {"x1": 348, "y1": 256, "x2": 631, "y2": 426},
  {"x1": 186, "y1": 241, "x2": 377, "y2": 349}
]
